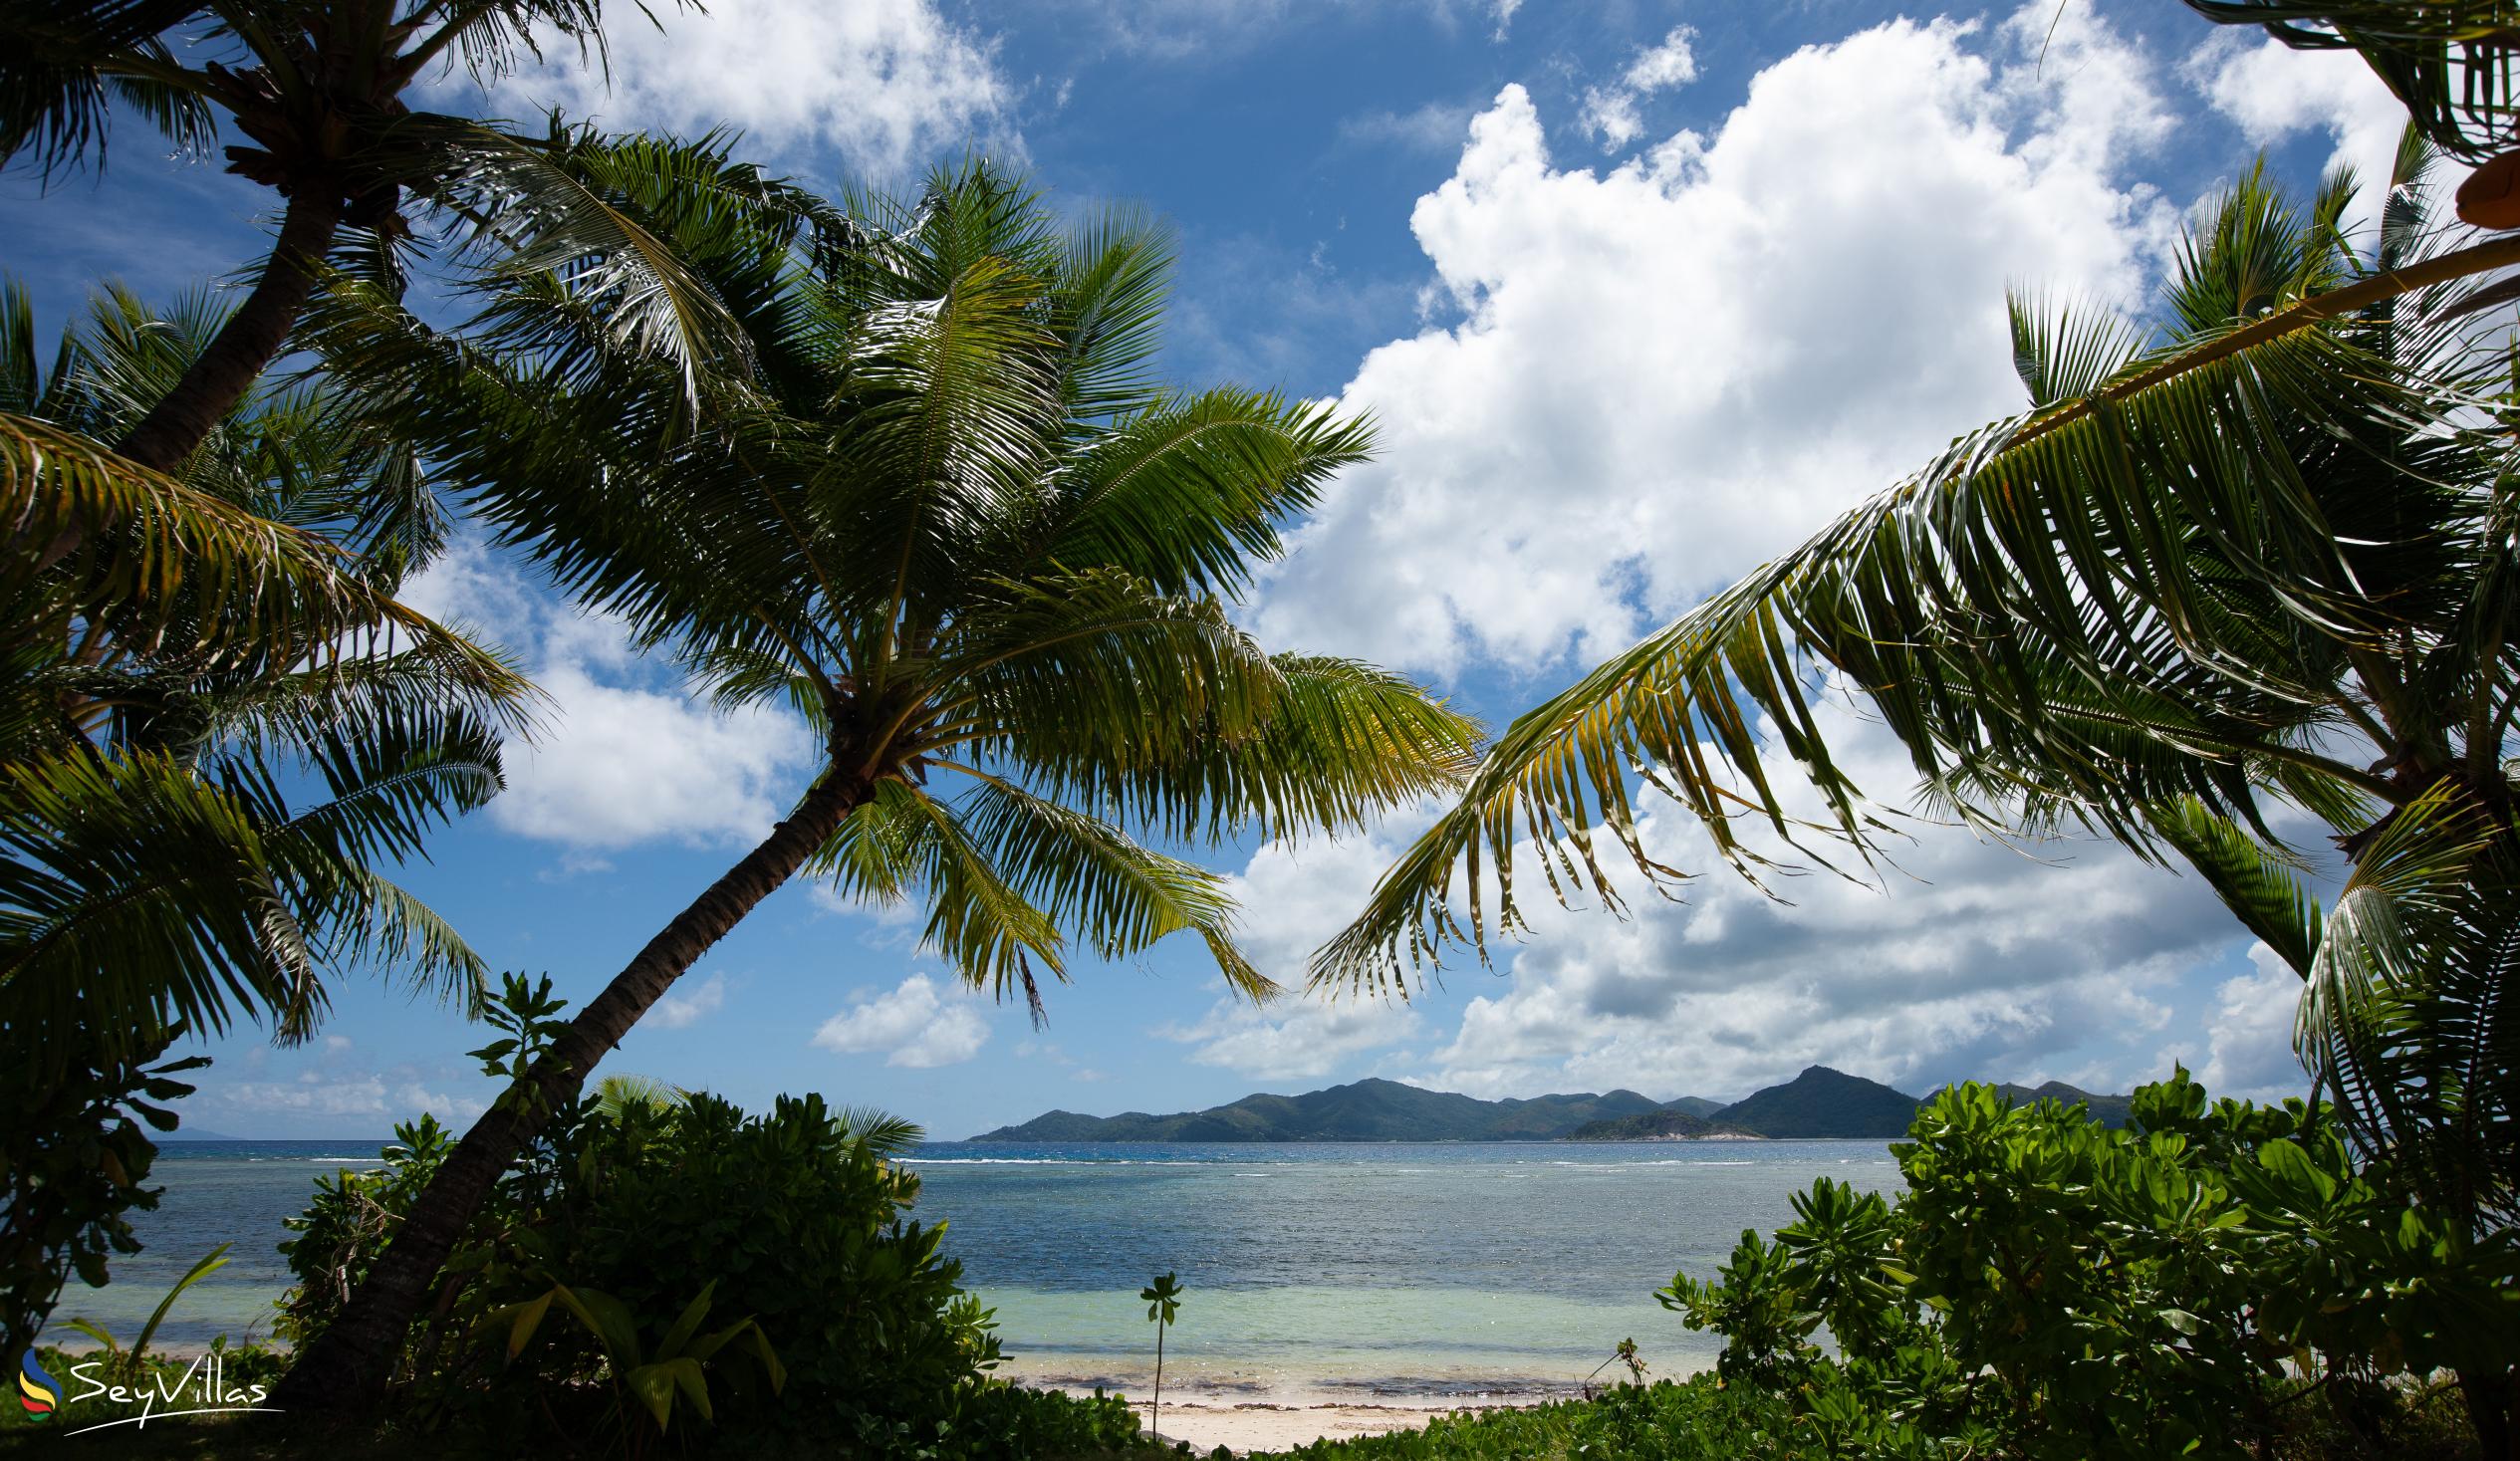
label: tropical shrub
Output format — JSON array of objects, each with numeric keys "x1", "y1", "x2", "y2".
[
  {"x1": 280, "y1": 984, "x2": 1021, "y2": 1454},
  {"x1": 1659, "y1": 1073, "x2": 2518, "y2": 1458},
  {"x1": 1242, "y1": 1369, "x2": 2478, "y2": 1461},
  {"x1": 0, "y1": 1018, "x2": 200, "y2": 1370}
]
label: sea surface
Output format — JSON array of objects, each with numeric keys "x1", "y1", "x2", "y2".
[{"x1": 61, "y1": 1138, "x2": 1899, "y2": 1401}]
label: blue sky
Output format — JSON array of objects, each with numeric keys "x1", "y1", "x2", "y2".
[{"x1": 1, "y1": 1, "x2": 2418, "y2": 1137}]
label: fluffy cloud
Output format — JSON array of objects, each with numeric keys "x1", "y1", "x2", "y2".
[
  {"x1": 401, "y1": 539, "x2": 818, "y2": 853},
  {"x1": 1581, "y1": 25, "x2": 1698, "y2": 151},
  {"x1": 649, "y1": 971, "x2": 731, "y2": 1030},
  {"x1": 1146, "y1": 825, "x2": 1430, "y2": 1079},
  {"x1": 2187, "y1": 30, "x2": 2413, "y2": 231},
  {"x1": 813, "y1": 974, "x2": 991, "y2": 1067},
  {"x1": 481, "y1": 0, "x2": 1013, "y2": 176},
  {"x1": 1247, "y1": 7, "x2": 2176, "y2": 677},
  {"x1": 2195, "y1": 943, "x2": 2314, "y2": 1101}
]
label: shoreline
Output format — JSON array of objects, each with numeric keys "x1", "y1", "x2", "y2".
[
  {"x1": 1135, "y1": 1397, "x2": 1542, "y2": 1455},
  {"x1": 996, "y1": 1357, "x2": 1601, "y2": 1453}
]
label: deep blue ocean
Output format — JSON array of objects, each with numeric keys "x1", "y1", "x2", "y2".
[{"x1": 64, "y1": 1138, "x2": 1900, "y2": 1399}]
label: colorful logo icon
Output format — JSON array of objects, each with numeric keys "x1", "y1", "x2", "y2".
[{"x1": 17, "y1": 1349, "x2": 58, "y2": 1417}]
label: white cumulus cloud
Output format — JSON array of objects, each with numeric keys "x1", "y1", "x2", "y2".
[
  {"x1": 2195, "y1": 942, "x2": 2314, "y2": 1102},
  {"x1": 2187, "y1": 30, "x2": 2415, "y2": 232},
  {"x1": 1247, "y1": 6, "x2": 2176, "y2": 678},
  {"x1": 1217, "y1": 686, "x2": 2257, "y2": 1103},
  {"x1": 813, "y1": 974, "x2": 991, "y2": 1067}
]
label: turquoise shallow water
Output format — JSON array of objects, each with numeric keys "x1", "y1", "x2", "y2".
[{"x1": 62, "y1": 1138, "x2": 1898, "y2": 1398}]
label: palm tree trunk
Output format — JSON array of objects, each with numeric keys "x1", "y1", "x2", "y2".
[
  {"x1": 1151, "y1": 1324, "x2": 1163, "y2": 1440},
  {"x1": 272, "y1": 767, "x2": 867, "y2": 1412},
  {"x1": 115, "y1": 189, "x2": 344, "y2": 473},
  {"x1": 2460, "y1": 1366, "x2": 2517, "y2": 1461}
]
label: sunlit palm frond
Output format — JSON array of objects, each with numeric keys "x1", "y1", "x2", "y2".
[
  {"x1": 1038, "y1": 389, "x2": 1375, "y2": 598},
  {"x1": 950, "y1": 772, "x2": 1273, "y2": 1001},
  {"x1": 2146, "y1": 797, "x2": 2327, "y2": 977},
  {"x1": 594, "y1": 1073, "x2": 689, "y2": 1121},
  {"x1": 0, "y1": 411, "x2": 482, "y2": 667},
  {"x1": 836, "y1": 1103, "x2": 923, "y2": 1155}
]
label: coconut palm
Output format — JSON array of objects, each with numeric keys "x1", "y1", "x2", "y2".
[
  {"x1": 1, "y1": 277, "x2": 532, "y2": 1064},
  {"x1": 273, "y1": 143, "x2": 1481, "y2": 1407},
  {"x1": 0, "y1": 0, "x2": 743, "y2": 487}
]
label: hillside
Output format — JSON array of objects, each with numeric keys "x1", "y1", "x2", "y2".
[
  {"x1": 972, "y1": 1072, "x2": 2138, "y2": 1143},
  {"x1": 1710, "y1": 1066, "x2": 1922, "y2": 1138},
  {"x1": 969, "y1": 1078, "x2": 1676, "y2": 1142}
]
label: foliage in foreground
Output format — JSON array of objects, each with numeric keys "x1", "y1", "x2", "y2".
[
  {"x1": 0, "y1": 283, "x2": 522, "y2": 1376},
  {"x1": 1245, "y1": 1370, "x2": 2477, "y2": 1461},
  {"x1": 273, "y1": 981, "x2": 1150, "y2": 1458},
  {"x1": 1656, "y1": 1075, "x2": 2512, "y2": 1459}
]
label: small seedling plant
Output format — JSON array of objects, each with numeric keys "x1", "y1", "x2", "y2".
[{"x1": 1139, "y1": 1272, "x2": 1183, "y2": 1438}]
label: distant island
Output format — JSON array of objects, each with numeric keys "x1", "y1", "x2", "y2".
[{"x1": 970, "y1": 1068, "x2": 2135, "y2": 1142}]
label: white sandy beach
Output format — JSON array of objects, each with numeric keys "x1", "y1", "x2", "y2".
[
  {"x1": 995, "y1": 1355, "x2": 1575, "y2": 1454},
  {"x1": 1144, "y1": 1397, "x2": 1529, "y2": 1454}
]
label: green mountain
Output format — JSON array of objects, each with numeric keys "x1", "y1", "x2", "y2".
[
  {"x1": 1564, "y1": 1108, "x2": 1758, "y2": 1141},
  {"x1": 969, "y1": 1078, "x2": 1670, "y2": 1141},
  {"x1": 972, "y1": 1072, "x2": 2137, "y2": 1143},
  {"x1": 1709, "y1": 1066, "x2": 1923, "y2": 1138},
  {"x1": 1983, "y1": 1082, "x2": 2135, "y2": 1128}
]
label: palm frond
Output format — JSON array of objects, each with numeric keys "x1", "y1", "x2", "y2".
[
  {"x1": 2146, "y1": 797, "x2": 2326, "y2": 976},
  {"x1": 951, "y1": 771, "x2": 1275, "y2": 1002},
  {"x1": 836, "y1": 1103, "x2": 923, "y2": 1155}
]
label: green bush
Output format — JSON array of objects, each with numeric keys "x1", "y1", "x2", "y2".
[
  {"x1": 0, "y1": 1016, "x2": 204, "y2": 1371},
  {"x1": 1242, "y1": 1371, "x2": 2477, "y2": 1461},
  {"x1": 279, "y1": 1088, "x2": 1023, "y2": 1452},
  {"x1": 278, "y1": 981, "x2": 1057, "y2": 1455},
  {"x1": 1656, "y1": 1070, "x2": 2516, "y2": 1459}
]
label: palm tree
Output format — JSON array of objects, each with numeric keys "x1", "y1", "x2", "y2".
[
  {"x1": 273, "y1": 144, "x2": 1482, "y2": 1408},
  {"x1": 2, "y1": 278, "x2": 532, "y2": 1061},
  {"x1": 1318, "y1": 146, "x2": 2520, "y2": 1442},
  {"x1": 0, "y1": 0, "x2": 743, "y2": 489},
  {"x1": 0, "y1": 280, "x2": 530, "y2": 1367}
]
